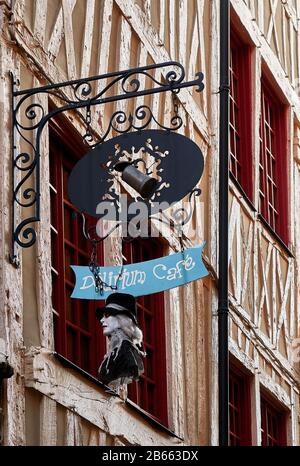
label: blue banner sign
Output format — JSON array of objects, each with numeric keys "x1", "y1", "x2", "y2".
[{"x1": 71, "y1": 244, "x2": 208, "y2": 300}]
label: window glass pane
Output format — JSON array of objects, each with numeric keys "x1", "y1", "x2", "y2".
[
  {"x1": 50, "y1": 190, "x2": 58, "y2": 229},
  {"x1": 49, "y1": 155, "x2": 57, "y2": 188},
  {"x1": 66, "y1": 286, "x2": 76, "y2": 323},
  {"x1": 67, "y1": 327, "x2": 77, "y2": 361},
  {"x1": 80, "y1": 302, "x2": 90, "y2": 331},
  {"x1": 78, "y1": 253, "x2": 90, "y2": 266},
  {"x1": 144, "y1": 349, "x2": 153, "y2": 379},
  {"x1": 80, "y1": 335, "x2": 90, "y2": 372},
  {"x1": 51, "y1": 230, "x2": 59, "y2": 270},
  {"x1": 148, "y1": 384, "x2": 155, "y2": 414},
  {"x1": 64, "y1": 206, "x2": 75, "y2": 242},
  {"x1": 51, "y1": 272, "x2": 59, "y2": 311},
  {"x1": 144, "y1": 313, "x2": 152, "y2": 342},
  {"x1": 65, "y1": 246, "x2": 75, "y2": 282},
  {"x1": 63, "y1": 166, "x2": 70, "y2": 198}
]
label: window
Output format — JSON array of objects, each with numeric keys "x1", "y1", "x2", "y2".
[
  {"x1": 123, "y1": 238, "x2": 168, "y2": 425},
  {"x1": 50, "y1": 129, "x2": 168, "y2": 422},
  {"x1": 229, "y1": 28, "x2": 252, "y2": 199},
  {"x1": 261, "y1": 394, "x2": 287, "y2": 446},
  {"x1": 259, "y1": 80, "x2": 288, "y2": 244},
  {"x1": 229, "y1": 364, "x2": 252, "y2": 445},
  {"x1": 50, "y1": 124, "x2": 105, "y2": 377}
]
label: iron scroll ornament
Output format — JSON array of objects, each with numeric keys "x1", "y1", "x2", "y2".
[
  {"x1": 11, "y1": 61, "x2": 204, "y2": 265},
  {"x1": 68, "y1": 129, "x2": 204, "y2": 221}
]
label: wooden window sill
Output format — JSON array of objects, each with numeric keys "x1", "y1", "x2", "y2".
[{"x1": 54, "y1": 352, "x2": 183, "y2": 441}]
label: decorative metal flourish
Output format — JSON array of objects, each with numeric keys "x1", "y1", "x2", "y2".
[
  {"x1": 11, "y1": 62, "x2": 205, "y2": 265},
  {"x1": 149, "y1": 188, "x2": 202, "y2": 235},
  {"x1": 171, "y1": 188, "x2": 202, "y2": 228},
  {"x1": 82, "y1": 105, "x2": 183, "y2": 148}
]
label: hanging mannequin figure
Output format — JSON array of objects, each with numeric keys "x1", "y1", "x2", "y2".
[{"x1": 96, "y1": 293, "x2": 146, "y2": 392}]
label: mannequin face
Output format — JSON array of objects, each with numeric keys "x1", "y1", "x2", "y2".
[{"x1": 100, "y1": 314, "x2": 120, "y2": 336}]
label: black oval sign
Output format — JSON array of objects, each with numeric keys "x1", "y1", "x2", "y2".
[{"x1": 68, "y1": 130, "x2": 204, "y2": 219}]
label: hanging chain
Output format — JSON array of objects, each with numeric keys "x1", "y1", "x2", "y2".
[
  {"x1": 88, "y1": 240, "x2": 124, "y2": 296},
  {"x1": 84, "y1": 104, "x2": 93, "y2": 143},
  {"x1": 179, "y1": 233, "x2": 185, "y2": 252},
  {"x1": 171, "y1": 88, "x2": 179, "y2": 117},
  {"x1": 172, "y1": 88, "x2": 185, "y2": 254},
  {"x1": 81, "y1": 213, "x2": 124, "y2": 295},
  {"x1": 88, "y1": 240, "x2": 105, "y2": 294}
]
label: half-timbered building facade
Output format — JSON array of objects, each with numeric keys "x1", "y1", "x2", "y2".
[{"x1": 0, "y1": 0, "x2": 299, "y2": 446}]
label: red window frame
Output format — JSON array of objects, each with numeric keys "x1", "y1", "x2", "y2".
[
  {"x1": 50, "y1": 123, "x2": 105, "y2": 378},
  {"x1": 229, "y1": 28, "x2": 253, "y2": 199},
  {"x1": 261, "y1": 393, "x2": 287, "y2": 446},
  {"x1": 229, "y1": 364, "x2": 252, "y2": 445},
  {"x1": 123, "y1": 239, "x2": 168, "y2": 426},
  {"x1": 259, "y1": 79, "x2": 288, "y2": 244}
]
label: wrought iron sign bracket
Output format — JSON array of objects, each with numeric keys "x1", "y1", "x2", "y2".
[{"x1": 10, "y1": 61, "x2": 204, "y2": 267}]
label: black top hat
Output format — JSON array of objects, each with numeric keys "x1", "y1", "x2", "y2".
[{"x1": 96, "y1": 293, "x2": 138, "y2": 325}]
